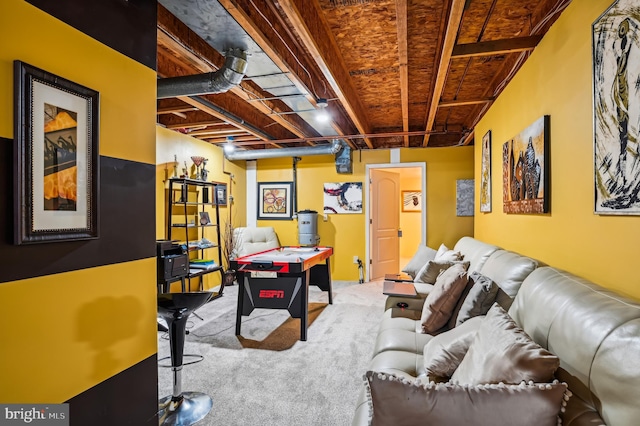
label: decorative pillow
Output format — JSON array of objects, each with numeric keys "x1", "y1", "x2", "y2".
[
  {"x1": 420, "y1": 264, "x2": 469, "y2": 334},
  {"x1": 454, "y1": 271, "x2": 499, "y2": 326},
  {"x1": 433, "y1": 244, "x2": 463, "y2": 263},
  {"x1": 434, "y1": 243, "x2": 449, "y2": 259},
  {"x1": 423, "y1": 315, "x2": 484, "y2": 379},
  {"x1": 414, "y1": 260, "x2": 470, "y2": 284},
  {"x1": 451, "y1": 304, "x2": 560, "y2": 385},
  {"x1": 364, "y1": 371, "x2": 569, "y2": 426},
  {"x1": 401, "y1": 245, "x2": 437, "y2": 278}
]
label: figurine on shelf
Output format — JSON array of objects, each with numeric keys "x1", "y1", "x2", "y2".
[
  {"x1": 191, "y1": 156, "x2": 205, "y2": 180},
  {"x1": 201, "y1": 159, "x2": 209, "y2": 181},
  {"x1": 182, "y1": 161, "x2": 188, "y2": 179},
  {"x1": 173, "y1": 154, "x2": 179, "y2": 178}
]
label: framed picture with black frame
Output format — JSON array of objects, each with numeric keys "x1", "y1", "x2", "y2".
[
  {"x1": 257, "y1": 181, "x2": 293, "y2": 220},
  {"x1": 13, "y1": 60, "x2": 99, "y2": 244}
]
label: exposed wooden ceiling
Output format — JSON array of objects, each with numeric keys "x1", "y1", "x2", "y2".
[{"x1": 156, "y1": 0, "x2": 571, "y2": 151}]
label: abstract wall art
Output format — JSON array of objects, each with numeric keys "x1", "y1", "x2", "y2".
[
  {"x1": 502, "y1": 116, "x2": 550, "y2": 214},
  {"x1": 456, "y1": 179, "x2": 475, "y2": 216},
  {"x1": 480, "y1": 130, "x2": 492, "y2": 213},
  {"x1": 593, "y1": 0, "x2": 640, "y2": 214},
  {"x1": 323, "y1": 182, "x2": 362, "y2": 214}
]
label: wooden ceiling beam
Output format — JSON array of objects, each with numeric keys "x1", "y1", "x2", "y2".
[
  {"x1": 164, "y1": 120, "x2": 226, "y2": 129},
  {"x1": 216, "y1": 0, "x2": 356, "y2": 148},
  {"x1": 423, "y1": 0, "x2": 466, "y2": 147},
  {"x1": 157, "y1": 106, "x2": 198, "y2": 115},
  {"x1": 277, "y1": 0, "x2": 374, "y2": 149},
  {"x1": 439, "y1": 97, "x2": 494, "y2": 107},
  {"x1": 395, "y1": 0, "x2": 409, "y2": 147},
  {"x1": 452, "y1": 35, "x2": 543, "y2": 59}
]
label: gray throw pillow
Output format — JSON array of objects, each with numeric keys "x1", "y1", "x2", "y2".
[
  {"x1": 454, "y1": 271, "x2": 499, "y2": 326},
  {"x1": 450, "y1": 303, "x2": 560, "y2": 385},
  {"x1": 423, "y1": 315, "x2": 484, "y2": 379},
  {"x1": 414, "y1": 260, "x2": 469, "y2": 284},
  {"x1": 364, "y1": 371, "x2": 569, "y2": 426},
  {"x1": 420, "y1": 264, "x2": 469, "y2": 334},
  {"x1": 402, "y1": 245, "x2": 437, "y2": 278}
]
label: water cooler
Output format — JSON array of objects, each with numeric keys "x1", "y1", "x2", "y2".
[{"x1": 297, "y1": 209, "x2": 319, "y2": 246}]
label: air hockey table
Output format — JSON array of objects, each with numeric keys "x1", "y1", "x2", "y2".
[{"x1": 230, "y1": 246, "x2": 333, "y2": 341}]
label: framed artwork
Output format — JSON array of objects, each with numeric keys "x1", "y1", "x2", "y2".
[
  {"x1": 199, "y1": 211, "x2": 211, "y2": 225},
  {"x1": 502, "y1": 115, "x2": 550, "y2": 214},
  {"x1": 480, "y1": 130, "x2": 492, "y2": 212},
  {"x1": 456, "y1": 179, "x2": 475, "y2": 216},
  {"x1": 257, "y1": 181, "x2": 293, "y2": 220},
  {"x1": 401, "y1": 190, "x2": 422, "y2": 212},
  {"x1": 323, "y1": 182, "x2": 363, "y2": 214},
  {"x1": 215, "y1": 182, "x2": 227, "y2": 205},
  {"x1": 13, "y1": 61, "x2": 99, "y2": 244},
  {"x1": 593, "y1": 0, "x2": 640, "y2": 214}
]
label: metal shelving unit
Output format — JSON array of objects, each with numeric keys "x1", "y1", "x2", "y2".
[{"x1": 167, "y1": 177, "x2": 224, "y2": 290}]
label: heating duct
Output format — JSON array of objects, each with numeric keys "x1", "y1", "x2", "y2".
[
  {"x1": 225, "y1": 139, "x2": 344, "y2": 161},
  {"x1": 157, "y1": 48, "x2": 248, "y2": 99}
]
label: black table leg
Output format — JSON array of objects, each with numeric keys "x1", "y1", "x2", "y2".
[
  {"x1": 301, "y1": 270, "x2": 309, "y2": 341},
  {"x1": 235, "y1": 273, "x2": 244, "y2": 336},
  {"x1": 326, "y1": 257, "x2": 333, "y2": 305}
]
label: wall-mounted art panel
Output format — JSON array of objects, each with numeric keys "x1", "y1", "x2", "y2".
[{"x1": 502, "y1": 116, "x2": 550, "y2": 214}]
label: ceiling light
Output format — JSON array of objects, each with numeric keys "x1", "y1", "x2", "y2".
[
  {"x1": 316, "y1": 98, "x2": 330, "y2": 123},
  {"x1": 224, "y1": 136, "x2": 236, "y2": 153}
]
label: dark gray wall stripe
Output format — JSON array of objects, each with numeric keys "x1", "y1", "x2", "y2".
[
  {"x1": 0, "y1": 138, "x2": 156, "y2": 283},
  {"x1": 25, "y1": 0, "x2": 157, "y2": 70},
  {"x1": 66, "y1": 354, "x2": 158, "y2": 426}
]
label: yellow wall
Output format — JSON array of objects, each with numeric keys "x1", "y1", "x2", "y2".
[
  {"x1": 0, "y1": 0, "x2": 157, "y2": 402},
  {"x1": 256, "y1": 146, "x2": 474, "y2": 280},
  {"x1": 156, "y1": 126, "x2": 247, "y2": 290},
  {"x1": 474, "y1": 0, "x2": 640, "y2": 299},
  {"x1": 401, "y1": 147, "x2": 475, "y2": 249}
]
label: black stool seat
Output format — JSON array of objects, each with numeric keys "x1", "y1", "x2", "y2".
[{"x1": 157, "y1": 291, "x2": 213, "y2": 426}]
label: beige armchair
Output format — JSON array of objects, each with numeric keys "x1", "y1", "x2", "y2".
[{"x1": 232, "y1": 227, "x2": 280, "y2": 258}]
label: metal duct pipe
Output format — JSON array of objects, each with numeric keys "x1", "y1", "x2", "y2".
[
  {"x1": 225, "y1": 139, "x2": 343, "y2": 161},
  {"x1": 157, "y1": 48, "x2": 248, "y2": 99}
]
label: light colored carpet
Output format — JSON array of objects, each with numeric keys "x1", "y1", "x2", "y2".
[{"x1": 157, "y1": 279, "x2": 385, "y2": 425}]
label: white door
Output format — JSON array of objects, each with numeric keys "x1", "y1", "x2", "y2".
[{"x1": 370, "y1": 169, "x2": 400, "y2": 279}]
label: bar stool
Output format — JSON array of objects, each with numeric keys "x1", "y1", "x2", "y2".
[{"x1": 157, "y1": 291, "x2": 213, "y2": 426}]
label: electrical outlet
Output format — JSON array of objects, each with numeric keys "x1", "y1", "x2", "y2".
[{"x1": 353, "y1": 256, "x2": 359, "y2": 264}]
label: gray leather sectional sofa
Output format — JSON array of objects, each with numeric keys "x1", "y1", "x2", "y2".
[{"x1": 353, "y1": 237, "x2": 640, "y2": 425}]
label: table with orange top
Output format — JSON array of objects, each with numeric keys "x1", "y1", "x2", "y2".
[{"x1": 230, "y1": 246, "x2": 333, "y2": 341}]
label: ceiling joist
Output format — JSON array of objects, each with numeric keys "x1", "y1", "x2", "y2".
[
  {"x1": 452, "y1": 35, "x2": 543, "y2": 59},
  {"x1": 277, "y1": 0, "x2": 374, "y2": 148},
  {"x1": 395, "y1": 0, "x2": 409, "y2": 147},
  {"x1": 423, "y1": 0, "x2": 466, "y2": 147}
]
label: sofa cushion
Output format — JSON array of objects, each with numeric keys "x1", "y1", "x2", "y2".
[
  {"x1": 423, "y1": 315, "x2": 483, "y2": 379},
  {"x1": 420, "y1": 264, "x2": 468, "y2": 334},
  {"x1": 401, "y1": 244, "x2": 437, "y2": 278},
  {"x1": 364, "y1": 371, "x2": 569, "y2": 426},
  {"x1": 452, "y1": 237, "x2": 499, "y2": 274},
  {"x1": 451, "y1": 304, "x2": 559, "y2": 385},
  {"x1": 478, "y1": 250, "x2": 537, "y2": 310},
  {"x1": 414, "y1": 260, "x2": 470, "y2": 284},
  {"x1": 454, "y1": 271, "x2": 499, "y2": 326}
]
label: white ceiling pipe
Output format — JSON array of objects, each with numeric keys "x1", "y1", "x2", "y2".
[{"x1": 225, "y1": 139, "x2": 343, "y2": 161}]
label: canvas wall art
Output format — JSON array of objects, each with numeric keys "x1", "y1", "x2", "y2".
[
  {"x1": 593, "y1": 0, "x2": 640, "y2": 214},
  {"x1": 401, "y1": 190, "x2": 422, "y2": 212},
  {"x1": 323, "y1": 182, "x2": 362, "y2": 214},
  {"x1": 480, "y1": 130, "x2": 492, "y2": 212},
  {"x1": 502, "y1": 116, "x2": 550, "y2": 214},
  {"x1": 456, "y1": 179, "x2": 475, "y2": 216}
]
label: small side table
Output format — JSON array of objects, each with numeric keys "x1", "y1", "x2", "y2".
[
  {"x1": 382, "y1": 280, "x2": 417, "y2": 298},
  {"x1": 384, "y1": 273, "x2": 413, "y2": 283}
]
